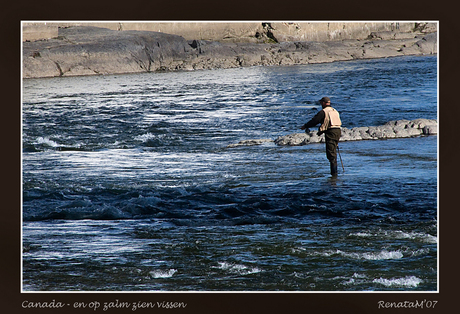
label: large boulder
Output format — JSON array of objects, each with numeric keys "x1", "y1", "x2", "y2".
[{"x1": 23, "y1": 26, "x2": 193, "y2": 78}]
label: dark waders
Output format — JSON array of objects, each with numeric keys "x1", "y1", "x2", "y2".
[{"x1": 324, "y1": 128, "x2": 341, "y2": 176}]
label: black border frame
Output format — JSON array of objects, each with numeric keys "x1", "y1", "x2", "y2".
[{"x1": 4, "y1": 1, "x2": 456, "y2": 313}]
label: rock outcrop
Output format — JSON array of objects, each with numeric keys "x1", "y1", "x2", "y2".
[
  {"x1": 23, "y1": 26, "x2": 437, "y2": 79},
  {"x1": 227, "y1": 119, "x2": 437, "y2": 148},
  {"x1": 23, "y1": 26, "x2": 193, "y2": 78},
  {"x1": 23, "y1": 22, "x2": 437, "y2": 43}
]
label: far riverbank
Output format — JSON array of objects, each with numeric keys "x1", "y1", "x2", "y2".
[{"x1": 23, "y1": 25, "x2": 437, "y2": 79}]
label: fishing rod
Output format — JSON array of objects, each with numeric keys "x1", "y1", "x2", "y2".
[{"x1": 337, "y1": 145, "x2": 345, "y2": 173}]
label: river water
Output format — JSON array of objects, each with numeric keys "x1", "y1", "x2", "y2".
[{"x1": 22, "y1": 55, "x2": 437, "y2": 291}]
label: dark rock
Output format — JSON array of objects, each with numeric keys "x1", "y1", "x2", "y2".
[{"x1": 23, "y1": 26, "x2": 192, "y2": 78}]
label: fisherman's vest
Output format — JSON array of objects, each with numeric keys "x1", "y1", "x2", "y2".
[{"x1": 319, "y1": 106, "x2": 342, "y2": 132}]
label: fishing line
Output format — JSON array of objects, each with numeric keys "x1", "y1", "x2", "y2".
[{"x1": 337, "y1": 145, "x2": 345, "y2": 173}]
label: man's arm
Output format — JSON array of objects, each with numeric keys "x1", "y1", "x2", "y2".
[{"x1": 300, "y1": 110, "x2": 325, "y2": 130}]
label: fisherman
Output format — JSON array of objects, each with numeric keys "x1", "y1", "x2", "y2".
[{"x1": 300, "y1": 97, "x2": 342, "y2": 176}]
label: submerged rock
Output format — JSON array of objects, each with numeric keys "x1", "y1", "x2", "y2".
[
  {"x1": 274, "y1": 119, "x2": 437, "y2": 146},
  {"x1": 227, "y1": 119, "x2": 437, "y2": 148},
  {"x1": 226, "y1": 139, "x2": 274, "y2": 148}
]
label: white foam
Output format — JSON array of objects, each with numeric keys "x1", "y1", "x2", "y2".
[
  {"x1": 352, "y1": 273, "x2": 367, "y2": 279},
  {"x1": 362, "y1": 250, "x2": 404, "y2": 260},
  {"x1": 351, "y1": 232, "x2": 373, "y2": 237},
  {"x1": 342, "y1": 278, "x2": 355, "y2": 285},
  {"x1": 35, "y1": 136, "x2": 59, "y2": 147},
  {"x1": 349, "y1": 230, "x2": 437, "y2": 244},
  {"x1": 393, "y1": 231, "x2": 437, "y2": 243},
  {"x1": 216, "y1": 262, "x2": 262, "y2": 275},
  {"x1": 317, "y1": 249, "x2": 404, "y2": 260},
  {"x1": 410, "y1": 248, "x2": 430, "y2": 257},
  {"x1": 149, "y1": 269, "x2": 177, "y2": 279},
  {"x1": 373, "y1": 276, "x2": 422, "y2": 288},
  {"x1": 134, "y1": 133, "x2": 157, "y2": 142}
]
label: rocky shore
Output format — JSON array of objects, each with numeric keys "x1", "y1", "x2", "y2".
[
  {"x1": 23, "y1": 25, "x2": 437, "y2": 79},
  {"x1": 227, "y1": 119, "x2": 437, "y2": 148}
]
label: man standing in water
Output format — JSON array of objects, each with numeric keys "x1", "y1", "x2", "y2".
[{"x1": 300, "y1": 97, "x2": 342, "y2": 176}]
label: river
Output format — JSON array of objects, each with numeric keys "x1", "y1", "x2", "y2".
[{"x1": 22, "y1": 55, "x2": 437, "y2": 291}]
